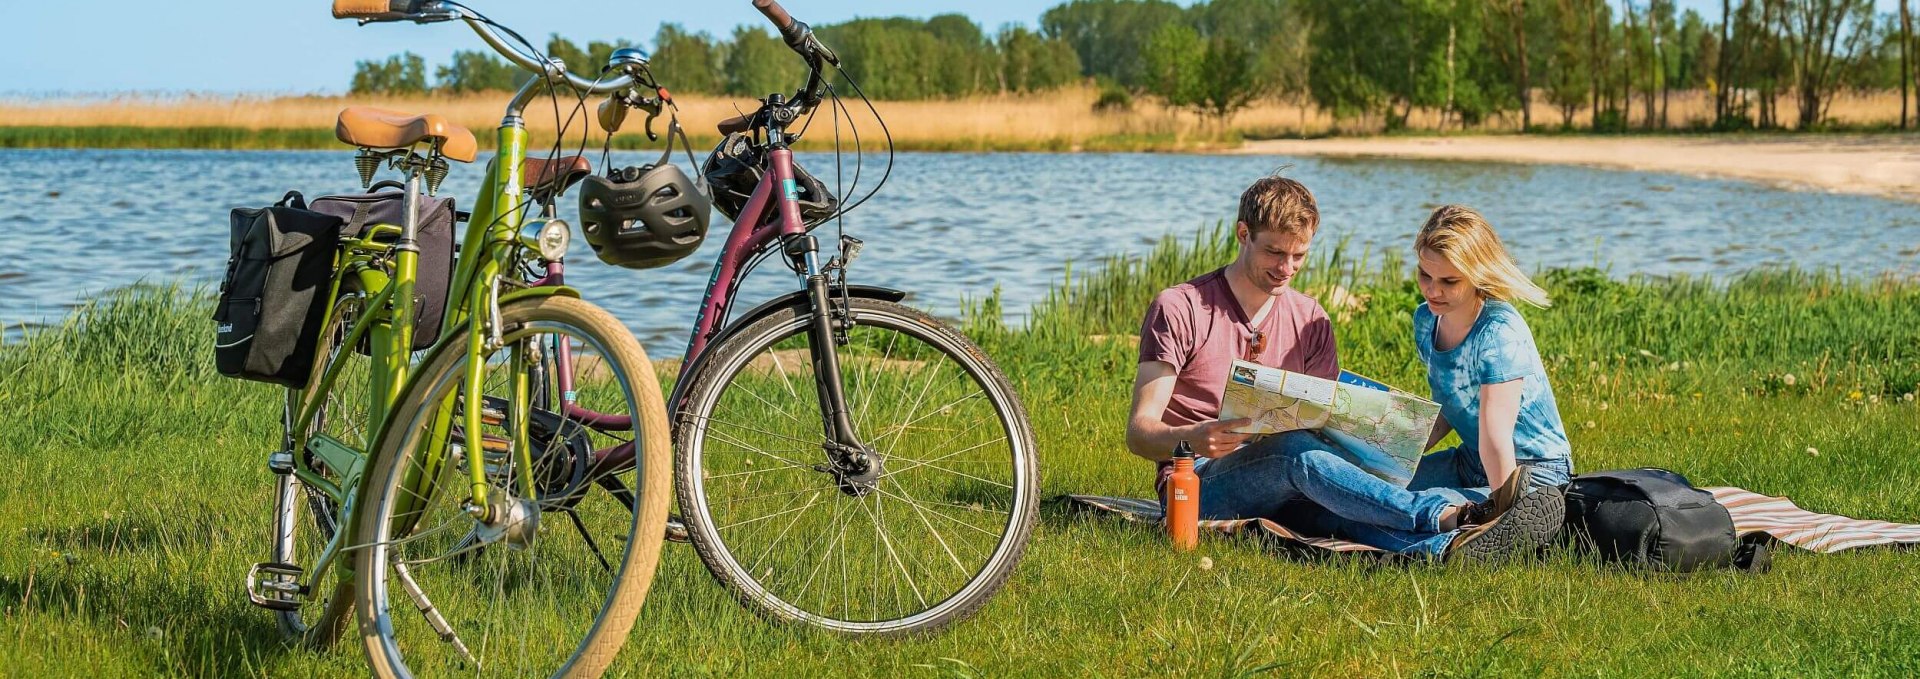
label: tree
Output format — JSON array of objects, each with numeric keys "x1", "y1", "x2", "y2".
[
  {"x1": 1904, "y1": 0, "x2": 1914, "y2": 128},
  {"x1": 725, "y1": 25, "x2": 808, "y2": 97},
  {"x1": 651, "y1": 24, "x2": 725, "y2": 95},
  {"x1": 1143, "y1": 22, "x2": 1203, "y2": 106},
  {"x1": 1041, "y1": 0, "x2": 1187, "y2": 89},
  {"x1": 998, "y1": 25, "x2": 1083, "y2": 93},
  {"x1": 1192, "y1": 36, "x2": 1264, "y2": 121},
  {"x1": 350, "y1": 52, "x2": 428, "y2": 95},
  {"x1": 1781, "y1": 0, "x2": 1875, "y2": 128},
  {"x1": 435, "y1": 50, "x2": 521, "y2": 93}
]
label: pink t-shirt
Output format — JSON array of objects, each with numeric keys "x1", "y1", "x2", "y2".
[
  {"x1": 1139, "y1": 269, "x2": 1338, "y2": 493},
  {"x1": 1139, "y1": 268, "x2": 1339, "y2": 428}
]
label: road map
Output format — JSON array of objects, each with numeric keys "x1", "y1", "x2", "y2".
[{"x1": 1219, "y1": 360, "x2": 1442, "y2": 486}]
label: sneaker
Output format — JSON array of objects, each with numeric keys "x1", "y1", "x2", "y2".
[
  {"x1": 1458, "y1": 465, "x2": 1534, "y2": 527},
  {"x1": 1443, "y1": 483, "x2": 1566, "y2": 563}
]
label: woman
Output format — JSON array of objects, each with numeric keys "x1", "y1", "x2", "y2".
[{"x1": 1243, "y1": 205, "x2": 1574, "y2": 561}]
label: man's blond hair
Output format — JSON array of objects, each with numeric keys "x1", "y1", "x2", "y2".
[
  {"x1": 1416, "y1": 205, "x2": 1551, "y2": 308},
  {"x1": 1237, "y1": 175, "x2": 1319, "y2": 237}
]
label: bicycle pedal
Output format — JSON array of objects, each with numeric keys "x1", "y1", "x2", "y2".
[
  {"x1": 245, "y1": 562, "x2": 306, "y2": 612},
  {"x1": 665, "y1": 516, "x2": 690, "y2": 544}
]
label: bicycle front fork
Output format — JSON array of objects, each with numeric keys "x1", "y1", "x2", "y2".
[{"x1": 786, "y1": 234, "x2": 880, "y2": 496}]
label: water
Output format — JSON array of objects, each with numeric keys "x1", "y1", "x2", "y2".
[{"x1": 3, "y1": 148, "x2": 1918, "y2": 354}]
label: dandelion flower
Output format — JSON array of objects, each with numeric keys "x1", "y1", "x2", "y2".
[
  {"x1": 1849, "y1": 390, "x2": 1864, "y2": 401},
  {"x1": 1584, "y1": 420, "x2": 1597, "y2": 429},
  {"x1": 1783, "y1": 373, "x2": 1797, "y2": 386},
  {"x1": 1905, "y1": 393, "x2": 1915, "y2": 402},
  {"x1": 1807, "y1": 447, "x2": 1820, "y2": 457},
  {"x1": 1199, "y1": 556, "x2": 1215, "y2": 571},
  {"x1": 1598, "y1": 401, "x2": 1610, "y2": 411}
]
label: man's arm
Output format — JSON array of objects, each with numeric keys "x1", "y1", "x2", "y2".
[{"x1": 1126, "y1": 361, "x2": 1250, "y2": 461}]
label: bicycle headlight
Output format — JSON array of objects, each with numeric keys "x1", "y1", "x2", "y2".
[{"x1": 518, "y1": 218, "x2": 571, "y2": 262}]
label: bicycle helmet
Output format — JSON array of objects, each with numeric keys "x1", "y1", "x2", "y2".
[
  {"x1": 577, "y1": 148, "x2": 712, "y2": 270},
  {"x1": 702, "y1": 132, "x2": 838, "y2": 224}
]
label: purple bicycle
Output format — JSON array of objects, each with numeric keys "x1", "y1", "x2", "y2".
[{"x1": 526, "y1": 0, "x2": 1039, "y2": 635}]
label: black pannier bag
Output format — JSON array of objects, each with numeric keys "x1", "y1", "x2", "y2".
[
  {"x1": 215, "y1": 191, "x2": 345, "y2": 387},
  {"x1": 309, "y1": 190, "x2": 457, "y2": 350},
  {"x1": 1563, "y1": 468, "x2": 1752, "y2": 572}
]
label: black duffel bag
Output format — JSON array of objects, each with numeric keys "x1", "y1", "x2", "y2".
[
  {"x1": 214, "y1": 191, "x2": 345, "y2": 387},
  {"x1": 1563, "y1": 468, "x2": 1768, "y2": 573},
  {"x1": 310, "y1": 189, "x2": 457, "y2": 350}
]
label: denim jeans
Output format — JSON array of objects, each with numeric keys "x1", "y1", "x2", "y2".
[{"x1": 1195, "y1": 433, "x2": 1572, "y2": 557}]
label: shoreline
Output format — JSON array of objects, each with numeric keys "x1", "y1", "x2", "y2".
[
  {"x1": 6, "y1": 125, "x2": 1918, "y2": 202},
  {"x1": 1235, "y1": 135, "x2": 1920, "y2": 203}
]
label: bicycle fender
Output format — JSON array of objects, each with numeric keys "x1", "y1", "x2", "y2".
[
  {"x1": 667, "y1": 284, "x2": 907, "y2": 414},
  {"x1": 498, "y1": 285, "x2": 581, "y2": 305}
]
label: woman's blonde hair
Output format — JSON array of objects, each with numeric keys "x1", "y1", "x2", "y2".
[{"x1": 1416, "y1": 205, "x2": 1551, "y2": 308}]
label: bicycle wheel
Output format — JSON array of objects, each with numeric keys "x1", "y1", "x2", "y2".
[
  {"x1": 353, "y1": 295, "x2": 672, "y2": 678},
  {"x1": 675, "y1": 297, "x2": 1039, "y2": 635},
  {"x1": 270, "y1": 295, "x2": 363, "y2": 644}
]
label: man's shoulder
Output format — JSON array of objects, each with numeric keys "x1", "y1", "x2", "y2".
[
  {"x1": 1277, "y1": 286, "x2": 1333, "y2": 321},
  {"x1": 1149, "y1": 268, "x2": 1226, "y2": 309}
]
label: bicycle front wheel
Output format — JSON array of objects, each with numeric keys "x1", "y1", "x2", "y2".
[
  {"x1": 675, "y1": 297, "x2": 1039, "y2": 635},
  {"x1": 353, "y1": 295, "x2": 672, "y2": 678}
]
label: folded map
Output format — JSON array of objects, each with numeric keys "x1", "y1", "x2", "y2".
[{"x1": 1218, "y1": 360, "x2": 1442, "y2": 487}]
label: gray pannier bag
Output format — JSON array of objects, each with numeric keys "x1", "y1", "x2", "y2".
[
  {"x1": 213, "y1": 191, "x2": 345, "y2": 387},
  {"x1": 309, "y1": 189, "x2": 457, "y2": 350}
]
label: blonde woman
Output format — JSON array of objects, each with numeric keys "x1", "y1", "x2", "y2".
[{"x1": 1260, "y1": 205, "x2": 1572, "y2": 561}]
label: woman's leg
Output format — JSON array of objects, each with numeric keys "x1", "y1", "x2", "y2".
[{"x1": 1283, "y1": 438, "x2": 1474, "y2": 534}]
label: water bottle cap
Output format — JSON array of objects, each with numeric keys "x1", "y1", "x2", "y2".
[{"x1": 1172, "y1": 442, "x2": 1195, "y2": 459}]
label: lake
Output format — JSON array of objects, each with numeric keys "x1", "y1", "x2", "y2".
[{"x1": 3, "y1": 149, "x2": 1916, "y2": 354}]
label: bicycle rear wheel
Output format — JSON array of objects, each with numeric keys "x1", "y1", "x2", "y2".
[
  {"x1": 270, "y1": 295, "x2": 363, "y2": 644},
  {"x1": 353, "y1": 295, "x2": 672, "y2": 678},
  {"x1": 675, "y1": 297, "x2": 1039, "y2": 635}
]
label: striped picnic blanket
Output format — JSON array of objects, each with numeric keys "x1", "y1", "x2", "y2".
[{"x1": 1057, "y1": 487, "x2": 1920, "y2": 555}]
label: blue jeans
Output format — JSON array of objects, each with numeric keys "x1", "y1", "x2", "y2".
[{"x1": 1196, "y1": 433, "x2": 1572, "y2": 557}]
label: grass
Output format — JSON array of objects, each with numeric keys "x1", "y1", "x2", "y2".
[
  {"x1": 4, "y1": 87, "x2": 1916, "y2": 153},
  {"x1": 5, "y1": 231, "x2": 1920, "y2": 676}
]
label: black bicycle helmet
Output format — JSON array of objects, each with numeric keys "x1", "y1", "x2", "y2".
[
  {"x1": 577, "y1": 149, "x2": 712, "y2": 270},
  {"x1": 702, "y1": 132, "x2": 838, "y2": 225}
]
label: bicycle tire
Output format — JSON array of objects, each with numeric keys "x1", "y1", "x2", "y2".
[
  {"x1": 353, "y1": 295, "x2": 673, "y2": 678},
  {"x1": 674, "y1": 297, "x2": 1039, "y2": 635},
  {"x1": 271, "y1": 295, "x2": 364, "y2": 644}
]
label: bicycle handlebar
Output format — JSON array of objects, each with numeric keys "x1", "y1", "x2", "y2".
[
  {"x1": 751, "y1": 0, "x2": 795, "y2": 32},
  {"x1": 333, "y1": 1, "x2": 635, "y2": 97}
]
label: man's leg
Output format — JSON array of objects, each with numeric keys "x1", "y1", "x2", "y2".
[
  {"x1": 1193, "y1": 435, "x2": 1307, "y2": 521},
  {"x1": 1301, "y1": 505, "x2": 1455, "y2": 557}
]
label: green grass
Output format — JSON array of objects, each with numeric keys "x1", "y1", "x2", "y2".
[{"x1": 5, "y1": 233, "x2": 1920, "y2": 676}]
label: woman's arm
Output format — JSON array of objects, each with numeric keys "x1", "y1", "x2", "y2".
[
  {"x1": 1476, "y1": 378, "x2": 1525, "y2": 487},
  {"x1": 1423, "y1": 412, "x2": 1454, "y2": 452}
]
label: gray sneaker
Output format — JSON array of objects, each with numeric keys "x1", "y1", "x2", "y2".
[{"x1": 1443, "y1": 482, "x2": 1566, "y2": 563}]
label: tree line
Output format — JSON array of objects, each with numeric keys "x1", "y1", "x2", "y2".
[{"x1": 350, "y1": 0, "x2": 1920, "y2": 131}]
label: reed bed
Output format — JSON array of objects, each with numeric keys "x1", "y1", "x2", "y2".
[
  {"x1": 6, "y1": 232, "x2": 1920, "y2": 675},
  {"x1": 6, "y1": 88, "x2": 1914, "y2": 153}
]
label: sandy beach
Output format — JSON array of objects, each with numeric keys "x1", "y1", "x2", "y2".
[{"x1": 1237, "y1": 135, "x2": 1920, "y2": 202}]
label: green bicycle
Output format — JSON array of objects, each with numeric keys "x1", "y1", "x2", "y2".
[{"x1": 243, "y1": 2, "x2": 678, "y2": 676}]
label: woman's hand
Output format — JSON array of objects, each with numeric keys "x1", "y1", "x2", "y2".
[{"x1": 1185, "y1": 418, "x2": 1255, "y2": 458}]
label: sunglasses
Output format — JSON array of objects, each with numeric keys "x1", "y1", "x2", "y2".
[{"x1": 1244, "y1": 329, "x2": 1267, "y2": 362}]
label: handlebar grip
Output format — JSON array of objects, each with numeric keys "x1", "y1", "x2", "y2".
[
  {"x1": 332, "y1": 0, "x2": 412, "y2": 19},
  {"x1": 752, "y1": 0, "x2": 795, "y2": 32},
  {"x1": 717, "y1": 114, "x2": 753, "y2": 135}
]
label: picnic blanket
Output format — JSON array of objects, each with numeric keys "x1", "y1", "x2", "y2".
[{"x1": 1056, "y1": 487, "x2": 1920, "y2": 556}]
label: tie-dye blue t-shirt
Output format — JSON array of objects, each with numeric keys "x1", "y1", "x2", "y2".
[{"x1": 1413, "y1": 300, "x2": 1572, "y2": 472}]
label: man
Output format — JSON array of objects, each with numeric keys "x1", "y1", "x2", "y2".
[
  {"x1": 1125, "y1": 175, "x2": 1560, "y2": 560},
  {"x1": 1125, "y1": 174, "x2": 1337, "y2": 521}
]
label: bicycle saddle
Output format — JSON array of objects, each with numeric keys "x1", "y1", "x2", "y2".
[{"x1": 335, "y1": 106, "x2": 478, "y2": 163}]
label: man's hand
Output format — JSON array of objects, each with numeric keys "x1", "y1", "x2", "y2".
[{"x1": 1185, "y1": 418, "x2": 1254, "y2": 458}]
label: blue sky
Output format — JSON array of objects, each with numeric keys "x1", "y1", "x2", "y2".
[{"x1": 0, "y1": 0, "x2": 1875, "y2": 95}]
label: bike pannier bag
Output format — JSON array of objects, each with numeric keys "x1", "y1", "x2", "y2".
[
  {"x1": 1563, "y1": 468, "x2": 1738, "y2": 572},
  {"x1": 214, "y1": 191, "x2": 345, "y2": 387},
  {"x1": 310, "y1": 190, "x2": 457, "y2": 350}
]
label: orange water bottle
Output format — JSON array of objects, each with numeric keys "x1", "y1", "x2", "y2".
[{"x1": 1167, "y1": 443, "x2": 1200, "y2": 551}]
